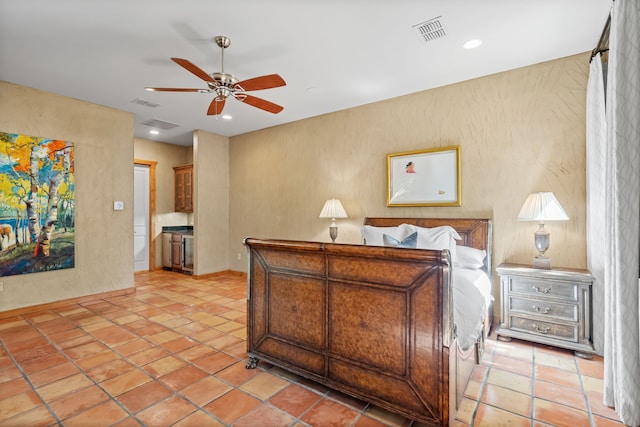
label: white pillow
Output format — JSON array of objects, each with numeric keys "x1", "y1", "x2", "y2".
[
  {"x1": 361, "y1": 224, "x2": 413, "y2": 246},
  {"x1": 454, "y1": 245, "x2": 487, "y2": 269},
  {"x1": 404, "y1": 225, "x2": 461, "y2": 261}
]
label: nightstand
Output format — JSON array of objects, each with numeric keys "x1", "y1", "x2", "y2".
[{"x1": 496, "y1": 263, "x2": 594, "y2": 358}]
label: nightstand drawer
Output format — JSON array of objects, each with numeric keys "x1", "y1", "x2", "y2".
[
  {"x1": 509, "y1": 297, "x2": 578, "y2": 322},
  {"x1": 510, "y1": 316, "x2": 578, "y2": 342},
  {"x1": 509, "y1": 277, "x2": 578, "y2": 301}
]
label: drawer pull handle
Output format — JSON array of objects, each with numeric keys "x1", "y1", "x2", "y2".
[
  {"x1": 532, "y1": 286, "x2": 551, "y2": 294},
  {"x1": 533, "y1": 305, "x2": 551, "y2": 314},
  {"x1": 533, "y1": 324, "x2": 550, "y2": 334}
]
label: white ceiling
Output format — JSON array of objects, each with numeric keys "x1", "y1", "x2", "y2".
[{"x1": 1, "y1": 0, "x2": 611, "y2": 146}]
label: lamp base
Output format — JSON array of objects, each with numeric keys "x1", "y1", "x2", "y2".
[
  {"x1": 329, "y1": 226, "x2": 338, "y2": 243},
  {"x1": 533, "y1": 256, "x2": 551, "y2": 269}
]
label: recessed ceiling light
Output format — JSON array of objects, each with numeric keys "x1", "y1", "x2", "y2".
[
  {"x1": 463, "y1": 39, "x2": 482, "y2": 49},
  {"x1": 222, "y1": 114, "x2": 232, "y2": 120},
  {"x1": 149, "y1": 130, "x2": 159, "y2": 135}
]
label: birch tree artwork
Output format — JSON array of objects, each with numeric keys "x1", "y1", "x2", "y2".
[{"x1": 0, "y1": 131, "x2": 75, "y2": 277}]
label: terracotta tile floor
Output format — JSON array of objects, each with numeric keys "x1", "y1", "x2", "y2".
[{"x1": 0, "y1": 270, "x2": 626, "y2": 427}]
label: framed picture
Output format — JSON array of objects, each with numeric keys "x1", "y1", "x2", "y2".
[
  {"x1": 387, "y1": 146, "x2": 461, "y2": 207},
  {"x1": 0, "y1": 131, "x2": 75, "y2": 277}
]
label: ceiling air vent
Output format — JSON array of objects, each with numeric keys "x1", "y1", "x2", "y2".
[
  {"x1": 141, "y1": 118, "x2": 180, "y2": 131},
  {"x1": 130, "y1": 98, "x2": 160, "y2": 108},
  {"x1": 413, "y1": 17, "x2": 446, "y2": 43}
]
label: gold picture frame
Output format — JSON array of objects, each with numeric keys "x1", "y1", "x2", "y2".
[{"x1": 387, "y1": 146, "x2": 461, "y2": 207}]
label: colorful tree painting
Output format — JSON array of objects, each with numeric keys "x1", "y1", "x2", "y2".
[{"x1": 0, "y1": 131, "x2": 75, "y2": 276}]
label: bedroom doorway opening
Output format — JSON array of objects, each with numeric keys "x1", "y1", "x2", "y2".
[
  {"x1": 134, "y1": 164, "x2": 149, "y2": 272},
  {"x1": 134, "y1": 160, "x2": 157, "y2": 272}
]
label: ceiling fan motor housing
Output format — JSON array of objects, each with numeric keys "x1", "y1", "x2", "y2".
[
  {"x1": 209, "y1": 72, "x2": 239, "y2": 98},
  {"x1": 211, "y1": 72, "x2": 238, "y2": 87}
]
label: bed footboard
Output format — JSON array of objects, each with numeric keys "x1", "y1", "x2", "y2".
[{"x1": 244, "y1": 238, "x2": 454, "y2": 426}]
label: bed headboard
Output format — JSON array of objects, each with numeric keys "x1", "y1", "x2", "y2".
[{"x1": 363, "y1": 217, "x2": 492, "y2": 272}]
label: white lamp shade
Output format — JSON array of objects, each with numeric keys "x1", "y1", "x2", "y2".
[
  {"x1": 319, "y1": 198, "x2": 348, "y2": 219},
  {"x1": 517, "y1": 192, "x2": 569, "y2": 222}
]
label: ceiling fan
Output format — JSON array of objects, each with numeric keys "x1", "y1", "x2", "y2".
[{"x1": 145, "y1": 36, "x2": 286, "y2": 115}]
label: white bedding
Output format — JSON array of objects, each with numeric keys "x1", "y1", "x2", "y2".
[{"x1": 452, "y1": 267, "x2": 492, "y2": 351}]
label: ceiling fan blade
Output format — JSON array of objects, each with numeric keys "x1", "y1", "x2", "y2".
[
  {"x1": 234, "y1": 74, "x2": 286, "y2": 91},
  {"x1": 207, "y1": 98, "x2": 226, "y2": 115},
  {"x1": 171, "y1": 57, "x2": 215, "y2": 83},
  {"x1": 237, "y1": 94, "x2": 284, "y2": 114},
  {"x1": 145, "y1": 87, "x2": 206, "y2": 92}
]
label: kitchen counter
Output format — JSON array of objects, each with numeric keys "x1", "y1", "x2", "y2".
[{"x1": 162, "y1": 225, "x2": 193, "y2": 234}]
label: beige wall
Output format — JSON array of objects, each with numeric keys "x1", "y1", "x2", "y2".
[
  {"x1": 193, "y1": 130, "x2": 230, "y2": 275},
  {"x1": 0, "y1": 52, "x2": 590, "y2": 311},
  {"x1": 229, "y1": 53, "x2": 590, "y2": 294},
  {"x1": 0, "y1": 81, "x2": 135, "y2": 311},
  {"x1": 133, "y1": 134, "x2": 230, "y2": 276},
  {"x1": 134, "y1": 138, "x2": 192, "y2": 269}
]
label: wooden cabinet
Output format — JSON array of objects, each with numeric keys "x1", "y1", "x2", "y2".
[
  {"x1": 496, "y1": 263, "x2": 594, "y2": 357},
  {"x1": 173, "y1": 164, "x2": 193, "y2": 213}
]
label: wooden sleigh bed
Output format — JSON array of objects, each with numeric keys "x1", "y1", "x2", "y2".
[{"x1": 244, "y1": 218, "x2": 492, "y2": 426}]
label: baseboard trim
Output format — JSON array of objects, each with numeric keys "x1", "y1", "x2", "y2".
[
  {"x1": 0, "y1": 270, "x2": 248, "y2": 318},
  {"x1": 193, "y1": 270, "x2": 246, "y2": 280},
  {"x1": 0, "y1": 287, "x2": 135, "y2": 320}
]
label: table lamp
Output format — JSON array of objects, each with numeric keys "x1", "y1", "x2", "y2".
[
  {"x1": 517, "y1": 192, "x2": 569, "y2": 269},
  {"x1": 319, "y1": 198, "x2": 348, "y2": 242}
]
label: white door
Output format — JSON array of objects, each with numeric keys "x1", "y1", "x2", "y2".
[{"x1": 134, "y1": 165, "x2": 149, "y2": 272}]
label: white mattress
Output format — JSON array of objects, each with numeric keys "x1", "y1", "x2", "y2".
[{"x1": 452, "y1": 267, "x2": 492, "y2": 351}]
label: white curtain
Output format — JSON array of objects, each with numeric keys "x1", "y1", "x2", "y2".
[
  {"x1": 586, "y1": 52, "x2": 606, "y2": 356},
  {"x1": 587, "y1": 1, "x2": 640, "y2": 425}
]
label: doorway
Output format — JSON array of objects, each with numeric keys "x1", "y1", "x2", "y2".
[{"x1": 134, "y1": 160, "x2": 157, "y2": 272}]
